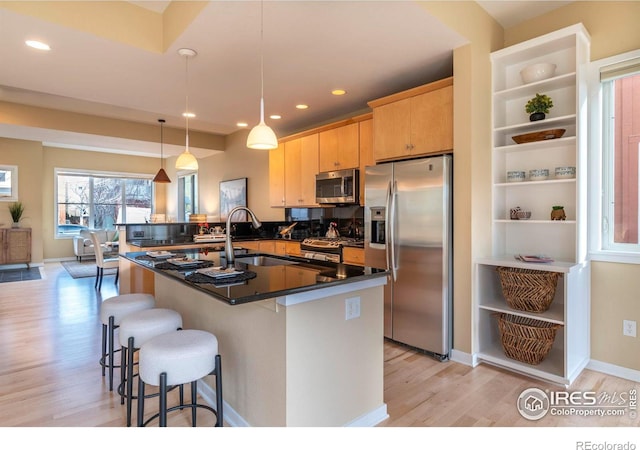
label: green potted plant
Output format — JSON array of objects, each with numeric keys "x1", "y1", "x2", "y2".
[
  {"x1": 525, "y1": 93, "x2": 553, "y2": 121},
  {"x1": 8, "y1": 201, "x2": 24, "y2": 227}
]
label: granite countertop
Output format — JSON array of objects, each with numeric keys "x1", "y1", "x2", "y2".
[{"x1": 122, "y1": 249, "x2": 385, "y2": 305}]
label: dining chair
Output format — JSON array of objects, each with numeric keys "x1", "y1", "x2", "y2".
[{"x1": 90, "y1": 231, "x2": 120, "y2": 290}]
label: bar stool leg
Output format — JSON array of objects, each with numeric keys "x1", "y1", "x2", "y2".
[
  {"x1": 191, "y1": 380, "x2": 197, "y2": 427},
  {"x1": 120, "y1": 343, "x2": 126, "y2": 405},
  {"x1": 100, "y1": 324, "x2": 107, "y2": 376},
  {"x1": 126, "y1": 337, "x2": 136, "y2": 426},
  {"x1": 137, "y1": 374, "x2": 145, "y2": 427},
  {"x1": 108, "y1": 315, "x2": 115, "y2": 391},
  {"x1": 159, "y1": 372, "x2": 168, "y2": 427},
  {"x1": 215, "y1": 354, "x2": 223, "y2": 427}
]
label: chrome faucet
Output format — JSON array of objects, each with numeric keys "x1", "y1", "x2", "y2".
[{"x1": 224, "y1": 206, "x2": 262, "y2": 265}]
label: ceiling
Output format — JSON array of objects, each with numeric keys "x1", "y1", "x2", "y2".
[{"x1": 0, "y1": 1, "x2": 572, "y2": 158}]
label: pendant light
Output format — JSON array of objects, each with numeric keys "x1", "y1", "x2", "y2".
[
  {"x1": 246, "y1": 0, "x2": 277, "y2": 150},
  {"x1": 152, "y1": 119, "x2": 171, "y2": 183},
  {"x1": 176, "y1": 48, "x2": 199, "y2": 170}
]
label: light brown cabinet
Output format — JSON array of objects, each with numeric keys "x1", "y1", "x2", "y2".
[
  {"x1": 269, "y1": 143, "x2": 286, "y2": 207},
  {"x1": 1, "y1": 228, "x2": 32, "y2": 267},
  {"x1": 369, "y1": 77, "x2": 453, "y2": 161},
  {"x1": 342, "y1": 247, "x2": 364, "y2": 266},
  {"x1": 284, "y1": 134, "x2": 319, "y2": 207},
  {"x1": 358, "y1": 119, "x2": 374, "y2": 205},
  {"x1": 318, "y1": 123, "x2": 359, "y2": 172}
]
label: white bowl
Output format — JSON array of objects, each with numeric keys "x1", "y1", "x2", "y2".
[{"x1": 520, "y1": 63, "x2": 557, "y2": 84}]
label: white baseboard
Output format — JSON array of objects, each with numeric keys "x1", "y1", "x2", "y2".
[
  {"x1": 450, "y1": 348, "x2": 474, "y2": 366},
  {"x1": 0, "y1": 262, "x2": 44, "y2": 270},
  {"x1": 587, "y1": 359, "x2": 640, "y2": 382},
  {"x1": 199, "y1": 381, "x2": 388, "y2": 427}
]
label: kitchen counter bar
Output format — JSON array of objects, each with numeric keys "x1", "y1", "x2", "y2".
[
  {"x1": 121, "y1": 249, "x2": 385, "y2": 305},
  {"x1": 120, "y1": 247, "x2": 388, "y2": 427}
]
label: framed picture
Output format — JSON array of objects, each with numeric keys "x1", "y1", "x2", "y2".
[
  {"x1": 220, "y1": 177, "x2": 247, "y2": 221},
  {"x1": 0, "y1": 165, "x2": 18, "y2": 202}
]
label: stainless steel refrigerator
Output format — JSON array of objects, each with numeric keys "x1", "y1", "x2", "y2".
[{"x1": 364, "y1": 155, "x2": 452, "y2": 360}]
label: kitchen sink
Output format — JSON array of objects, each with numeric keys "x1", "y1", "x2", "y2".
[{"x1": 234, "y1": 255, "x2": 298, "y2": 266}]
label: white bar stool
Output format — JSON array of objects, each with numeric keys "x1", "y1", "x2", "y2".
[
  {"x1": 137, "y1": 329, "x2": 223, "y2": 427},
  {"x1": 118, "y1": 308, "x2": 183, "y2": 427},
  {"x1": 99, "y1": 293, "x2": 155, "y2": 391}
]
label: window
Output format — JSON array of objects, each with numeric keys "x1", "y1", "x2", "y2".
[
  {"x1": 0, "y1": 165, "x2": 18, "y2": 202},
  {"x1": 590, "y1": 50, "x2": 640, "y2": 261},
  {"x1": 55, "y1": 169, "x2": 152, "y2": 237},
  {"x1": 178, "y1": 172, "x2": 198, "y2": 222}
]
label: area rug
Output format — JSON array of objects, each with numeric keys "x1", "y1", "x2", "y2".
[
  {"x1": 0, "y1": 267, "x2": 42, "y2": 283},
  {"x1": 61, "y1": 260, "x2": 117, "y2": 279}
]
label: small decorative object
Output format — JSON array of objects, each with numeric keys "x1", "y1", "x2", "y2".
[
  {"x1": 554, "y1": 166, "x2": 576, "y2": 179},
  {"x1": 551, "y1": 205, "x2": 566, "y2": 221},
  {"x1": 529, "y1": 169, "x2": 549, "y2": 181},
  {"x1": 520, "y1": 62, "x2": 557, "y2": 84},
  {"x1": 198, "y1": 222, "x2": 209, "y2": 235},
  {"x1": 510, "y1": 207, "x2": 522, "y2": 220},
  {"x1": 326, "y1": 222, "x2": 339, "y2": 238},
  {"x1": 512, "y1": 128, "x2": 565, "y2": 144},
  {"x1": 506, "y1": 171, "x2": 526, "y2": 182},
  {"x1": 516, "y1": 210, "x2": 532, "y2": 220},
  {"x1": 8, "y1": 201, "x2": 24, "y2": 227},
  {"x1": 525, "y1": 93, "x2": 553, "y2": 121}
]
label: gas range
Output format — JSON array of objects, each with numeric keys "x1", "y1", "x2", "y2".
[{"x1": 300, "y1": 237, "x2": 364, "y2": 263}]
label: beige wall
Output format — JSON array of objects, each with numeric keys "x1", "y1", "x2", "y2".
[
  {"x1": 164, "y1": 129, "x2": 284, "y2": 223},
  {"x1": 0, "y1": 137, "x2": 44, "y2": 263}
]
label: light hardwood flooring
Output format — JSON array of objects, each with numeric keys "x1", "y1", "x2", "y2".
[{"x1": 0, "y1": 262, "x2": 638, "y2": 431}]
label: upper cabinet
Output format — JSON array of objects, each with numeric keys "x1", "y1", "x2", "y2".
[
  {"x1": 358, "y1": 118, "x2": 374, "y2": 206},
  {"x1": 284, "y1": 134, "x2": 319, "y2": 207},
  {"x1": 318, "y1": 123, "x2": 359, "y2": 172},
  {"x1": 269, "y1": 143, "x2": 286, "y2": 207},
  {"x1": 368, "y1": 77, "x2": 453, "y2": 161}
]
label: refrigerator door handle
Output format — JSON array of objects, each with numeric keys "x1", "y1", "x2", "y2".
[
  {"x1": 389, "y1": 180, "x2": 399, "y2": 281},
  {"x1": 385, "y1": 181, "x2": 392, "y2": 275}
]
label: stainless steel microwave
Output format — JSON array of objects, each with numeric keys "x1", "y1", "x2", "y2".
[{"x1": 315, "y1": 169, "x2": 359, "y2": 205}]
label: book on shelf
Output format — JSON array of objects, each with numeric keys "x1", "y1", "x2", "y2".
[{"x1": 515, "y1": 254, "x2": 554, "y2": 263}]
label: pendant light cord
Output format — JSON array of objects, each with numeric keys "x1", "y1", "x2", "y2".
[
  {"x1": 160, "y1": 120, "x2": 164, "y2": 168},
  {"x1": 185, "y1": 54, "x2": 190, "y2": 150},
  {"x1": 259, "y1": 0, "x2": 265, "y2": 122}
]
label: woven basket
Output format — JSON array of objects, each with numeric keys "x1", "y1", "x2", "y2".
[
  {"x1": 496, "y1": 313, "x2": 561, "y2": 365},
  {"x1": 496, "y1": 266, "x2": 560, "y2": 312}
]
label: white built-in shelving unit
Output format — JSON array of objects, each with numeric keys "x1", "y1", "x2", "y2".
[{"x1": 475, "y1": 24, "x2": 591, "y2": 386}]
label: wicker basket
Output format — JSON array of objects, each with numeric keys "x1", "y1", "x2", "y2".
[
  {"x1": 496, "y1": 313, "x2": 561, "y2": 365},
  {"x1": 496, "y1": 266, "x2": 560, "y2": 312}
]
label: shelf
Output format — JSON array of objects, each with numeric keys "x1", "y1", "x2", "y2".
[
  {"x1": 476, "y1": 255, "x2": 580, "y2": 273},
  {"x1": 494, "y1": 114, "x2": 576, "y2": 134},
  {"x1": 494, "y1": 178, "x2": 575, "y2": 187},
  {"x1": 477, "y1": 345, "x2": 567, "y2": 385},
  {"x1": 479, "y1": 298, "x2": 564, "y2": 324},
  {"x1": 494, "y1": 135, "x2": 576, "y2": 153},
  {"x1": 494, "y1": 72, "x2": 576, "y2": 99},
  {"x1": 494, "y1": 219, "x2": 576, "y2": 224}
]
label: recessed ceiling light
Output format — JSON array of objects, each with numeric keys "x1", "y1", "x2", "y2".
[
  {"x1": 25, "y1": 40, "x2": 50, "y2": 51},
  {"x1": 296, "y1": 104, "x2": 309, "y2": 110},
  {"x1": 270, "y1": 115, "x2": 281, "y2": 120},
  {"x1": 331, "y1": 89, "x2": 346, "y2": 96},
  {"x1": 237, "y1": 122, "x2": 248, "y2": 127},
  {"x1": 182, "y1": 112, "x2": 196, "y2": 118}
]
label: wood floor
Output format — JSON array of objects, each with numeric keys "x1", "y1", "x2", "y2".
[{"x1": 0, "y1": 262, "x2": 638, "y2": 433}]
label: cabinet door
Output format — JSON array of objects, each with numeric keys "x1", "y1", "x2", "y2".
[
  {"x1": 410, "y1": 85, "x2": 453, "y2": 155},
  {"x1": 5, "y1": 228, "x2": 31, "y2": 263},
  {"x1": 269, "y1": 143, "x2": 285, "y2": 207},
  {"x1": 284, "y1": 138, "x2": 303, "y2": 206},
  {"x1": 258, "y1": 240, "x2": 276, "y2": 254},
  {"x1": 0, "y1": 230, "x2": 5, "y2": 265},
  {"x1": 299, "y1": 134, "x2": 319, "y2": 206},
  {"x1": 274, "y1": 241, "x2": 286, "y2": 256},
  {"x1": 284, "y1": 241, "x2": 300, "y2": 256},
  {"x1": 343, "y1": 247, "x2": 364, "y2": 266},
  {"x1": 319, "y1": 123, "x2": 359, "y2": 171},
  {"x1": 372, "y1": 98, "x2": 411, "y2": 161},
  {"x1": 358, "y1": 119, "x2": 374, "y2": 205}
]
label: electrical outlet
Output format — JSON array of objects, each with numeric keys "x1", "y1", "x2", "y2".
[
  {"x1": 623, "y1": 320, "x2": 637, "y2": 338},
  {"x1": 345, "y1": 297, "x2": 361, "y2": 320}
]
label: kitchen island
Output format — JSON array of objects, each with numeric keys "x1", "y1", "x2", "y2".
[{"x1": 121, "y1": 249, "x2": 388, "y2": 427}]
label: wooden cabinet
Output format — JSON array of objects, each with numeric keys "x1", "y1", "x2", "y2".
[
  {"x1": 342, "y1": 247, "x2": 364, "y2": 266},
  {"x1": 358, "y1": 118, "x2": 374, "y2": 205},
  {"x1": 284, "y1": 134, "x2": 319, "y2": 207},
  {"x1": 369, "y1": 77, "x2": 453, "y2": 161},
  {"x1": 0, "y1": 228, "x2": 32, "y2": 267},
  {"x1": 318, "y1": 123, "x2": 359, "y2": 172},
  {"x1": 284, "y1": 241, "x2": 301, "y2": 256},
  {"x1": 475, "y1": 24, "x2": 590, "y2": 386},
  {"x1": 269, "y1": 143, "x2": 286, "y2": 207}
]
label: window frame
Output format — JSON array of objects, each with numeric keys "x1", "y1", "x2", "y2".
[
  {"x1": 54, "y1": 168, "x2": 153, "y2": 239},
  {"x1": 588, "y1": 49, "x2": 640, "y2": 264},
  {"x1": 177, "y1": 170, "x2": 198, "y2": 222}
]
